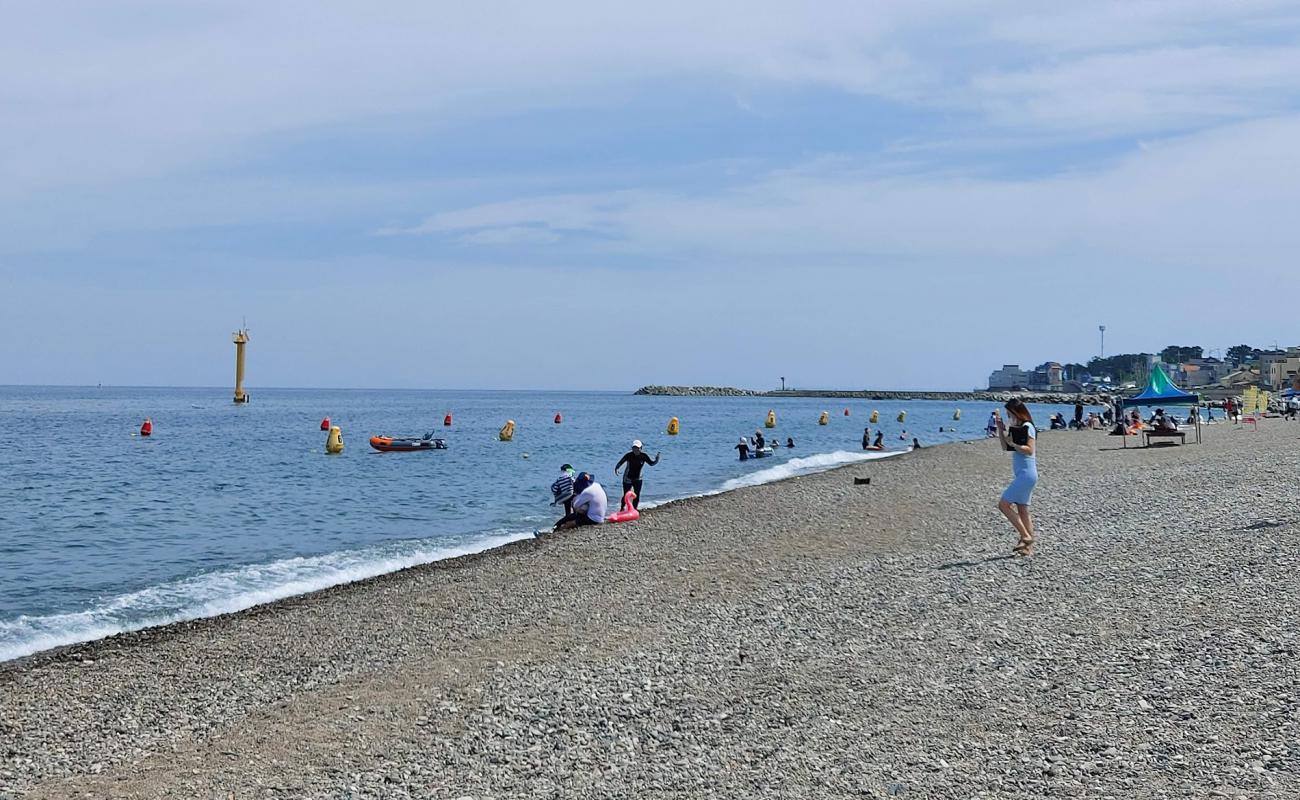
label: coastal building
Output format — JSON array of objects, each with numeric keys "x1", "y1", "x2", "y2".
[
  {"x1": 988, "y1": 364, "x2": 1031, "y2": 390},
  {"x1": 1262, "y1": 347, "x2": 1300, "y2": 390},
  {"x1": 1177, "y1": 357, "x2": 1227, "y2": 388},
  {"x1": 987, "y1": 362, "x2": 1064, "y2": 391}
]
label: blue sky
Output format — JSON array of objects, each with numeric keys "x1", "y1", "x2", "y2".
[{"x1": 4, "y1": 1, "x2": 1300, "y2": 390}]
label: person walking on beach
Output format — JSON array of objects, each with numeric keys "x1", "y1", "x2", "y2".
[
  {"x1": 615, "y1": 440, "x2": 659, "y2": 510},
  {"x1": 995, "y1": 399, "x2": 1038, "y2": 556},
  {"x1": 550, "y1": 464, "x2": 577, "y2": 515},
  {"x1": 986, "y1": 412, "x2": 999, "y2": 437}
]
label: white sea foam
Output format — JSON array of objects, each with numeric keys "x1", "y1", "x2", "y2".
[
  {"x1": 0, "y1": 530, "x2": 532, "y2": 663},
  {"x1": 1, "y1": 448, "x2": 907, "y2": 664},
  {"x1": 719, "y1": 449, "x2": 902, "y2": 492}
]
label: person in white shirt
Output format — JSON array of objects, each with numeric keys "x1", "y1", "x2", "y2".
[{"x1": 554, "y1": 473, "x2": 607, "y2": 531}]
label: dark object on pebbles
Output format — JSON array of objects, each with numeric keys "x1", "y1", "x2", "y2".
[{"x1": 853, "y1": 477, "x2": 871, "y2": 485}]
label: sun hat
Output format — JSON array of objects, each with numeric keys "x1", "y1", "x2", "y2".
[{"x1": 631, "y1": 440, "x2": 642, "y2": 448}]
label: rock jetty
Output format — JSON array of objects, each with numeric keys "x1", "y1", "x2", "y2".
[
  {"x1": 635, "y1": 385, "x2": 1111, "y2": 405},
  {"x1": 633, "y1": 385, "x2": 759, "y2": 397}
]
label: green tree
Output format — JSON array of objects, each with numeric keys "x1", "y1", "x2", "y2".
[
  {"x1": 1226, "y1": 344, "x2": 1258, "y2": 366},
  {"x1": 1087, "y1": 353, "x2": 1152, "y2": 383},
  {"x1": 1159, "y1": 345, "x2": 1203, "y2": 364},
  {"x1": 1062, "y1": 362, "x2": 1088, "y2": 380}
]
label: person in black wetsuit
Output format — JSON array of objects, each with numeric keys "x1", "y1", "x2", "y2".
[
  {"x1": 862, "y1": 427, "x2": 871, "y2": 450},
  {"x1": 735, "y1": 437, "x2": 750, "y2": 460},
  {"x1": 873, "y1": 431, "x2": 884, "y2": 449},
  {"x1": 614, "y1": 439, "x2": 660, "y2": 510},
  {"x1": 753, "y1": 430, "x2": 765, "y2": 451},
  {"x1": 786, "y1": 437, "x2": 794, "y2": 448}
]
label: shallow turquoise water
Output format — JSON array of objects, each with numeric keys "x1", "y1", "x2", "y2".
[{"x1": 0, "y1": 386, "x2": 1077, "y2": 661}]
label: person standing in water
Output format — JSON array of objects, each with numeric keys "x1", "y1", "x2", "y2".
[
  {"x1": 861, "y1": 427, "x2": 871, "y2": 450},
  {"x1": 615, "y1": 440, "x2": 659, "y2": 510},
  {"x1": 995, "y1": 399, "x2": 1038, "y2": 556},
  {"x1": 735, "y1": 437, "x2": 750, "y2": 461}
]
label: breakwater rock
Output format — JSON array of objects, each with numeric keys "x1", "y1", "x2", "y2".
[
  {"x1": 635, "y1": 386, "x2": 1112, "y2": 405},
  {"x1": 633, "y1": 385, "x2": 759, "y2": 397}
]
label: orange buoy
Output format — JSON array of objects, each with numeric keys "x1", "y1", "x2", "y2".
[
  {"x1": 554, "y1": 413, "x2": 562, "y2": 424},
  {"x1": 140, "y1": 418, "x2": 153, "y2": 437},
  {"x1": 320, "y1": 417, "x2": 330, "y2": 431},
  {"x1": 443, "y1": 413, "x2": 452, "y2": 427}
]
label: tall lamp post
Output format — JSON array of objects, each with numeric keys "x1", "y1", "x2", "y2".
[
  {"x1": 780, "y1": 376, "x2": 786, "y2": 391},
  {"x1": 1099, "y1": 325, "x2": 1106, "y2": 359}
]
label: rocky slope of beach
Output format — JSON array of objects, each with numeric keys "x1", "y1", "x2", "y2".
[{"x1": 2, "y1": 422, "x2": 1297, "y2": 798}]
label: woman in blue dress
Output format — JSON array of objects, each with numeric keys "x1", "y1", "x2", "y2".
[{"x1": 995, "y1": 398, "x2": 1038, "y2": 556}]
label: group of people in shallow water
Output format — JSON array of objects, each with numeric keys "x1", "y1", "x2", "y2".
[
  {"x1": 735, "y1": 431, "x2": 795, "y2": 460},
  {"x1": 546, "y1": 440, "x2": 660, "y2": 532}
]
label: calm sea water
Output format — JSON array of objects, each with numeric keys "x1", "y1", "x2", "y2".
[{"x1": 0, "y1": 386, "x2": 1077, "y2": 661}]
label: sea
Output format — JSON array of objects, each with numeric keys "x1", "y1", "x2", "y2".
[{"x1": 0, "y1": 386, "x2": 1078, "y2": 662}]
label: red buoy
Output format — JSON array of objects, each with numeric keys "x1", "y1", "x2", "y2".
[
  {"x1": 140, "y1": 418, "x2": 153, "y2": 437},
  {"x1": 844, "y1": 408, "x2": 850, "y2": 416},
  {"x1": 443, "y1": 413, "x2": 452, "y2": 427},
  {"x1": 554, "y1": 413, "x2": 562, "y2": 424},
  {"x1": 320, "y1": 417, "x2": 330, "y2": 431}
]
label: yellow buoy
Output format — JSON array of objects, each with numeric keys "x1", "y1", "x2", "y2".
[
  {"x1": 818, "y1": 411, "x2": 829, "y2": 425},
  {"x1": 953, "y1": 408, "x2": 962, "y2": 421},
  {"x1": 499, "y1": 420, "x2": 515, "y2": 441},
  {"x1": 325, "y1": 426, "x2": 344, "y2": 454},
  {"x1": 869, "y1": 410, "x2": 879, "y2": 423},
  {"x1": 765, "y1": 410, "x2": 776, "y2": 428},
  {"x1": 897, "y1": 411, "x2": 906, "y2": 423},
  {"x1": 667, "y1": 416, "x2": 680, "y2": 435}
]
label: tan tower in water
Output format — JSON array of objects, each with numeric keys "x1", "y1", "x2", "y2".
[{"x1": 232, "y1": 327, "x2": 250, "y2": 403}]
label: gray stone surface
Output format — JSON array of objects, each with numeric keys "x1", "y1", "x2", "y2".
[{"x1": 2, "y1": 419, "x2": 1297, "y2": 798}]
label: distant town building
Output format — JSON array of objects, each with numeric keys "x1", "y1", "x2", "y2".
[
  {"x1": 988, "y1": 362, "x2": 1064, "y2": 391},
  {"x1": 1261, "y1": 347, "x2": 1300, "y2": 389},
  {"x1": 988, "y1": 364, "x2": 1031, "y2": 390},
  {"x1": 1178, "y1": 357, "x2": 1227, "y2": 388}
]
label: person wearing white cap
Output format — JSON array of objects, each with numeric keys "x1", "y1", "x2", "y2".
[
  {"x1": 614, "y1": 439, "x2": 660, "y2": 510},
  {"x1": 735, "y1": 436, "x2": 750, "y2": 461}
]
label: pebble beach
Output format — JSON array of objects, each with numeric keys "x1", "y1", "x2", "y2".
[{"x1": 2, "y1": 420, "x2": 1298, "y2": 798}]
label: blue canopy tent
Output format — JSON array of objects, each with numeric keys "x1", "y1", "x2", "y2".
[{"x1": 1120, "y1": 364, "x2": 1201, "y2": 445}]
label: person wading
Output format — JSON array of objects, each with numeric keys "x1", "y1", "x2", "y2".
[
  {"x1": 614, "y1": 440, "x2": 659, "y2": 510},
  {"x1": 995, "y1": 398, "x2": 1038, "y2": 556}
]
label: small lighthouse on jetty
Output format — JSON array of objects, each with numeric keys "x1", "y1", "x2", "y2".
[{"x1": 232, "y1": 326, "x2": 250, "y2": 403}]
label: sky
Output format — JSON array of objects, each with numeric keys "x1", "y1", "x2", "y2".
[{"x1": 3, "y1": 1, "x2": 1300, "y2": 391}]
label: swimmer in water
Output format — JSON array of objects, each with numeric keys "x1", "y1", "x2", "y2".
[
  {"x1": 786, "y1": 437, "x2": 794, "y2": 448},
  {"x1": 735, "y1": 436, "x2": 750, "y2": 461},
  {"x1": 862, "y1": 427, "x2": 871, "y2": 450},
  {"x1": 873, "y1": 431, "x2": 884, "y2": 449}
]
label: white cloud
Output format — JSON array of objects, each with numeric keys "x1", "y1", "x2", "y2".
[
  {"x1": 388, "y1": 114, "x2": 1300, "y2": 275},
  {"x1": 3, "y1": 0, "x2": 1299, "y2": 201}
]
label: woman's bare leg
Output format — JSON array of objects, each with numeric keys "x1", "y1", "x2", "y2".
[
  {"x1": 998, "y1": 499, "x2": 1029, "y2": 543},
  {"x1": 1016, "y1": 505, "x2": 1035, "y2": 554}
]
